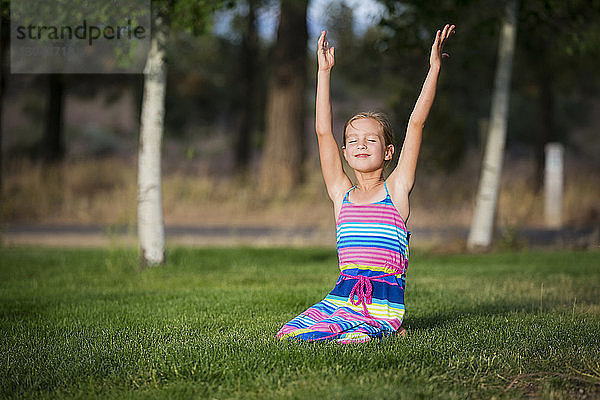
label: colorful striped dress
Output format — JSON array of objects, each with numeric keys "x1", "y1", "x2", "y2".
[{"x1": 277, "y1": 184, "x2": 409, "y2": 343}]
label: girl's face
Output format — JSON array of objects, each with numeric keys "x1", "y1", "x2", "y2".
[{"x1": 342, "y1": 118, "x2": 394, "y2": 173}]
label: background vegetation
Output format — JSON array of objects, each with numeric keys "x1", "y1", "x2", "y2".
[{"x1": 2, "y1": 0, "x2": 599, "y2": 234}]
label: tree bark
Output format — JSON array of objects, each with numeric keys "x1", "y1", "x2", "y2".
[
  {"x1": 0, "y1": 12, "x2": 8, "y2": 191},
  {"x1": 42, "y1": 74, "x2": 65, "y2": 163},
  {"x1": 235, "y1": 0, "x2": 258, "y2": 175},
  {"x1": 467, "y1": 0, "x2": 518, "y2": 250},
  {"x1": 258, "y1": 0, "x2": 308, "y2": 197},
  {"x1": 138, "y1": 9, "x2": 168, "y2": 267}
]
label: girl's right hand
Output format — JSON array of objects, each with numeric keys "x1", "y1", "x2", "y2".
[
  {"x1": 317, "y1": 30, "x2": 335, "y2": 71},
  {"x1": 430, "y1": 24, "x2": 455, "y2": 68}
]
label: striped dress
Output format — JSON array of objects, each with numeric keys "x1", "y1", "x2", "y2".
[{"x1": 276, "y1": 184, "x2": 409, "y2": 343}]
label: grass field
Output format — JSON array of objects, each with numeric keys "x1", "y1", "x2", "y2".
[{"x1": 1, "y1": 247, "x2": 599, "y2": 399}]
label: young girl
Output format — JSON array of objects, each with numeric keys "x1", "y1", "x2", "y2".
[{"x1": 277, "y1": 24, "x2": 455, "y2": 343}]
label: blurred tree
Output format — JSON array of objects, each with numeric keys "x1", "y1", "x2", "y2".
[
  {"x1": 0, "y1": 0, "x2": 66, "y2": 202},
  {"x1": 162, "y1": 1, "x2": 272, "y2": 159},
  {"x1": 258, "y1": 0, "x2": 308, "y2": 197},
  {"x1": 139, "y1": 0, "x2": 231, "y2": 267},
  {"x1": 378, "y1": 0, "x2": 600, "y2": 248},
  {"x1": 7, "y1": 2, "x2": 150, "y2": 164},
  {"x1": 511, "y1": 0, "x2": 600, "y2": 189},
  {"x1": 165, "y1": 32, "x2": 233, "y2": 138},
  {"x1": 0, "y1": 0, "x2": 8, "y2": 191},
  {"x1": 379, "y1": 0, "x2": 600, "y2": 174},
  {"x1": 379, "y1": 0, "x2": 503, "y2": 172},
  {"x1": 323, "y1": 2, "x2": 355, "y2": 78},
  {"x1": 138, "y1": 2, "x2": 169, "y2": 267},
  {"x1": 468, "y1": 0, "x2": 518, "y2": 250},
  {"x1": 42, "y1": 75, "x2": 65, "y2": 163},
  {"x1": 233, "y1": 0, "x2": 259, "y2": 175}
]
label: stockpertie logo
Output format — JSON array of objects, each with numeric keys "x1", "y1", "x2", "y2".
[{"x1": 11, "y1": 0, "x2": 151, "y2": 74}]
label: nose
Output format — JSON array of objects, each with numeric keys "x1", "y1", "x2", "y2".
[{"x1": 357, "y1": 140, "x2": 367, "y2": 149}]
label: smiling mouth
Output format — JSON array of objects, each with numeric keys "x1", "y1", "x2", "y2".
[{"x1": 355, "y1": 154, "x2": 370, "y2": 158}]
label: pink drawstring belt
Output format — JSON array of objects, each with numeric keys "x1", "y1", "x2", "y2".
[
  {"x1": 339, "y1": 270, "x2": 404, "y2": 325},
  {"x1": 303, "y1": 268, "x2": 405, "y2": 343}
]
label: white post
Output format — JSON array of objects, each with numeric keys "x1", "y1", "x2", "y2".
[{"x1": 544, "y1": 143, "x2": 563, "y2": 228}]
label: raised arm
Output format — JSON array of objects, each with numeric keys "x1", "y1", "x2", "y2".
[
  {"x1": 387, "y1": 24, "x2": 455, "y2": 220},
  {"x1": 315, "y1": 31, "x2": 352, "y2": 210}
]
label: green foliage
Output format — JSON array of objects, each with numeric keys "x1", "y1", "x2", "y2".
[
  {"x1": 1, "y1": 247, "x2": 599, "y2": 399},
  {"x1": 167, "y1": 0, "x2": 235, "y2": 36},
  {"x1": 0, "y1": 0, "x2": 8, "y2": 19},
  {"x1": 509, "y1": 0, "x2": 600, "y2": 149},
  {"x1": 377, "y1": 0, "x2": 600, "y2": 169},
  {"x1": 378, "y1": 0, "x2": 503, "y2": 170},
  {"x1": 165, "y1": 32, "x2": 236, "y2": 137},
  {"x1": 161, "y1": 0, "x2": 268, "y2": 140},
  {"x1": 9, "y1": 0, "x2": 151, "y2": 72}
]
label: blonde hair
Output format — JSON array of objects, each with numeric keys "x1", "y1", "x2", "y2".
[{"x1": 343, "y1": 111, "x2": 395, "y2": 149}]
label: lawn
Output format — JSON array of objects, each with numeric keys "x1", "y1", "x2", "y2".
[{"x1": 1, "y1": 246, "x2": 599, "y2": 399}]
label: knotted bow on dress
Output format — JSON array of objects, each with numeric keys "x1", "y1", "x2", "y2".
[{"x1": 339, "y1": 269, "x2": 404, "y2": 327}]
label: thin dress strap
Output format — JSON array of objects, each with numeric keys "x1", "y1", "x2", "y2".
[
  {"x1": 343, "y1": 186, "x2": 356, "y2": 201},
  {"x1": 383, "y1": 181, "x2": 390, "y2": 196}
]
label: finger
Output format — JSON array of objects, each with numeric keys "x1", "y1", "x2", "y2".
[
  {"x1": 318, "y1": 30, "x2": 326, "y2": 46},
  {"x1": 433, "y1": 29, "x2": 441, "y2": 45},
  {"x1": 431, "y1": 30, "x2": 440, "y2": 54},
  {"x1": 444, "y1": 25, "x2": 455, "y2": 41},
  {"x1": 440, "y1": 26, "x2": 453, "y2": 47},
  {"x1": 442, "y1": 52, "x2": 449, "y2": 58},
  {"x1": 441, "y1": 24, "x2": 449, "y2": 39},
  {"x1": 439, "y1": 24, "x2": 449, "y2": 45}
]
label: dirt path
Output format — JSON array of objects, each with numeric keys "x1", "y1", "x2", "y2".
[{"x1": 2, "y1": 224, "x2": 598, "y2": 250}]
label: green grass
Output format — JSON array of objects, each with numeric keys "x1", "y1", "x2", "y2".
[{"x1": 1, "y1": 247, "x2": 599, "y2": 399}]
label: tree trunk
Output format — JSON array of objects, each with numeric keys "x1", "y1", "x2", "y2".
[
  {"x1": 467, "y1": 0, "x2": 518, "y2": 250},
  {"x1": 235, "y1": 0, "x2": 258, "y2": 175},
  {"x1": 42, "y1": 74, "x2": 65, "y2": 163},
  {"x1": 0, "y1": 13, "x2": 8, "y2": 192},
  {"x1": 258, "y1": 0, "x2": 308, "y2": 197},
  {"x1": 534, "y1": 68, "x2": 557, "y2": 192},
  {"x1": 138, "y1": 9, "x2": 168, "y2": 267}
]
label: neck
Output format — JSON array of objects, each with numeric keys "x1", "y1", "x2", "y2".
[{"x1": 354, "y1": 170, "x2": 384, "y2": 191}]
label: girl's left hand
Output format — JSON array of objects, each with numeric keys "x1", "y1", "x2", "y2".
[{"x1": 430, "y1": 24, "x2": 455, "y2": 68}]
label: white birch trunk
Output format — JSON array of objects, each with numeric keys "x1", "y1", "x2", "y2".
[
  {"x1": 138, "y1": 13, "x2": 167, "y2": 266},
  {"x1": 467, "y1": 0, "x2": 518, "y2": 249}
]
